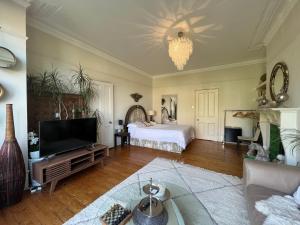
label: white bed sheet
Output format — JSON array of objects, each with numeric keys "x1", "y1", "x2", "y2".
[{"x1": 128, "y1": 124, "x2": 194, "y2": 149}]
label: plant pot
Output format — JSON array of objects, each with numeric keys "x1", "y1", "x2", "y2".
[
  {"x1": 30, "y1": 150, "x2": 40, "y2": 159},
  {"x1": 54, "y1": 112, "x2": 60, "y2": 120},
  {"x1": 283, "y1": 142, "x2": 300, "y2": 166},
  {"x1": 281, "y1": 132, "x2": 300, "y2": 166}
]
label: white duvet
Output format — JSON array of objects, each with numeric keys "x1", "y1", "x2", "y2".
[{"x1": 128, "y1": 124, "x2": 194, "y2": 149}]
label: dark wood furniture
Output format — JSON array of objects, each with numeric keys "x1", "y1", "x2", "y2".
[
  {"x1": 32, "y1": 144, "x2": 109, "y2": 193},
  {"x1": 224, "y1": 126, "x2": 242, "y2": 143},
  {"x1": 28, "y1": 93, "x2": 83, "y2": 132},
  {"x1": 114, "y1": 132, "x2": 130, "y2": 148}
]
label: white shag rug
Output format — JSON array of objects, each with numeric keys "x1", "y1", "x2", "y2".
[{"x1": 64, "y1": 158, "x2": 250, "y2": 225}]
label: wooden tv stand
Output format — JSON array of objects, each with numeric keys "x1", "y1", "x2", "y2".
[{"x1": 32, "y1": 144, "x2": 109, "y2": 193}]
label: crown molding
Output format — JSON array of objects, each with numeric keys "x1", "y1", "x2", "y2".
[
  {"x1": 12, "y1": 0, "x2": 32, "y2": 8},
  {"x1": 153, "y1": 58, "x2": 266, "y2": 79},
  {"x1": 263, "y1": 0, "x2": 298, "y2": 46},
  {"x1": 27, "y1": 18, "x2": 152, "y2": 78},
  {"x1": 248, "y1": 0, "x2": 282, "y2": 51}
]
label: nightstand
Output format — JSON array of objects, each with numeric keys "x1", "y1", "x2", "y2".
[{"x1": 114, "y1": 132, "x2": 130, "y2": 148}]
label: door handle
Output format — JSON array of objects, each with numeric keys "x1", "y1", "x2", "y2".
[{"x1": 109, "y1": 121, "x2": 112, "y2": 124}]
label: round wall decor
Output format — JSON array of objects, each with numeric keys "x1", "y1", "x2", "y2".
[{"x1": 269, "y1": 62, "x2": 289, "y2": 103}]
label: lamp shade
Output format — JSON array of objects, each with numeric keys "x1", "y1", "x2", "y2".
[{"x1": 148, "y1": 110, "x2": 155, "y2": 116}]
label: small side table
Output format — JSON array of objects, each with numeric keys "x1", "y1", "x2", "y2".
[{"x1": 114, "y1": 132, "x2": 130, "y2": 148}]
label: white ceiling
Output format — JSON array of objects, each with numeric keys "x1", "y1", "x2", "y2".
[{"x1": 28, "y1": 0, "x2": 286, "y2": 76}]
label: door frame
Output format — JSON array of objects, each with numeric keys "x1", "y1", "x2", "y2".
[
  {"x1": 93, "y1": 80, "x2": 114, "y2": 147},
  {"x1": 194, "y1": 88, "x2": 220, "y2": 141}
]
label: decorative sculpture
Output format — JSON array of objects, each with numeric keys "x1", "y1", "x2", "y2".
[
  {"x1": 132, "y1": 178, "x2": 168, "y2": 225},
  {"x1": 0, "y1": 104, "x2": 26, "y2": 208},
  {"x1": 247, "y1": 143, "x2": 269, "y2": 161},
  {"x1": 130, "y1": 93, "x2": 143, "y2": 102}
]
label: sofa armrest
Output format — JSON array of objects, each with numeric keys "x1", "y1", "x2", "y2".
[{"x1": 243, "y1": 159, "x2": 300, "y2": 194}]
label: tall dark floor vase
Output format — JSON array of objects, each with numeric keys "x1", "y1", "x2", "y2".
[{"x1": 0, "y1": 104, "x2": 25, "y2": 208}]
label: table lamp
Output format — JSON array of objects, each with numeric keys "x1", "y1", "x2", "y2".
[
  {"x1": 148, "y1": 110, "x2": 155, "y2": 122},
  {"x1": 118, "y1": 120, "x2": 123, "y2": 132}
]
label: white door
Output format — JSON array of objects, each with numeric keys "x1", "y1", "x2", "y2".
[
  {"x1": 195, "y1": 89, "x2": 219, "y2": 141},
  {"x1": 91, "y1": 81, "x2": 114, "y2": 148}
]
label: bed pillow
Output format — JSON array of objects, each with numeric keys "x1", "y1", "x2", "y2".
[
  {"x1": 150, "y1": 121, "x2": 157, "y2": 126},
  {"x1": 136, "y1": 121, "x2": 146, "y2": 127},
  {"x1": 143, "y1": 122, "x2": 152, "y2": 127},
  {"x1": 127, "y1": 122, "x2": 145, "y2": 128}
]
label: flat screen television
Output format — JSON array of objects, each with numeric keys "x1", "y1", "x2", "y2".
[{"x1": 39, "y1": 118, "x2": 97, "y2": 157}]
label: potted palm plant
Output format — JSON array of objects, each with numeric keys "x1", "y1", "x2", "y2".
[
  {"x1": 280, "y1": 128, "x2": 300, "y2": 166},
  {"x1": 72, "y1": 64, "x2": 95, "y2": 116},
  {"x1": 47, "y1": 68, "x2": 69, "y2": 119},
  {"x1": 28, "y1": 68, "x2": 69, "y2": 119}
]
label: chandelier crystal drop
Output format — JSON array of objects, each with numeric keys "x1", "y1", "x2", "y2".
[{"x1": 168, "y1": 32, "x2": 193, "y2": 71}]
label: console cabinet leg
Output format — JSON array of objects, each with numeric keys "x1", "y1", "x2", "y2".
[{"x1": 50, "y1": 180, "x2": 58, "y2": 193}]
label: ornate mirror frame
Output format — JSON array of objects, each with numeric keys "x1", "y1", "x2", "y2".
[{"x1": 269, "y1": 62, "x2": 289, "y2": 102}]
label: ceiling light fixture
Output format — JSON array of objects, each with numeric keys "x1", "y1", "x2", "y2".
[{"x1": 168, "y1": 31, "x2": 193, "y2": 70}]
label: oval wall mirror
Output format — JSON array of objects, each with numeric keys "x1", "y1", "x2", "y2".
[
  {"x1": 269, "y1": 62, "x2": 289, "y2": 103},
  {"x1": 0, "y1": 85, "x2": 4, "y2": 99},
  {"x1": 0, "y1": 47, "x2": 17, "y2": 68}
]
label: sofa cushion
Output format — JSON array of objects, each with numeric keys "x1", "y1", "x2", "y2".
[{"x1": 246, "y1": 184, "x2": 285, "y2": 225}]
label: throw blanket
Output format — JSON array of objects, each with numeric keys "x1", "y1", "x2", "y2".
[
  {"x1": 255, "y1": 195, "x2": 300, "y2": 225},
  {"x1": 294, "y1": 186, "x2": 300, "y2": 205}
]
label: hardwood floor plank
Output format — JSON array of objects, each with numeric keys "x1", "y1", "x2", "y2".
[
  {"x1": 0, "y1": 140, "x2": 246, "y2": 225},
  {"x1": 0, "y1": 210, "x2": 18, "y2": 225}
]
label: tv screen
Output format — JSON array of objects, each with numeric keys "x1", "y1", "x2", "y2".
[{"x1": 39, "y1": 118, "x2": 97, "y2": 157}]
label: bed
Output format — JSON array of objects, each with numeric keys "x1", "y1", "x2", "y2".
[{"x1": 124, "y1": 105, "x2": 194, "y2": 153}]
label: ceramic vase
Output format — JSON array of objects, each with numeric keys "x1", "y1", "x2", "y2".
[
  {"x1": 283, "y1": 140, "x2": 300, "y2": 166},
  {"x1": 281, "y1": 129, "x2": 300, "y2": 166},
  {"x1": 0, "y1": 104, "x2": 26, "y2": 208},
  {"x1": 30, "y1": 151, "x2": 40, "y2": 159}
]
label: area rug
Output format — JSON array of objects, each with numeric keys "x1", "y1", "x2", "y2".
[{"x1": 64, "y1": 157, "x2": 250, "y2": 225}]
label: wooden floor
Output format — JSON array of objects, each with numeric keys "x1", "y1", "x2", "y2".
[{"x1": 0, "y1": 140, "x2": 246, "y2": 225}]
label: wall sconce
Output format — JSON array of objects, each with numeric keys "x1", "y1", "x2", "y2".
[{"x1": 130, "y1": 93, "x2": 143, "y2": 102}]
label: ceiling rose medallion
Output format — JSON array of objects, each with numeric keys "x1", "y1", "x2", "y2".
[{"x1": 168, "y1": 32, "x2": 193, "y2": 71}]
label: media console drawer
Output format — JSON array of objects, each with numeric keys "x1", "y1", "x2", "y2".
[
  {"x1": 44, "y1": 162, "x2": 71, "y2": 183},
  {"x1": 32, "y1": 144, "x2": 109, "y2": 193}
]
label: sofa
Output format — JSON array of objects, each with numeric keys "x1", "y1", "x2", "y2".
[{"x1": 243, "y1": 159, "x2": 300, "y2": 225}]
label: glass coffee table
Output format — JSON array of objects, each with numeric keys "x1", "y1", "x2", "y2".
[{"x1": 76, "y1": 181, "x2": 215, "y2": 225}]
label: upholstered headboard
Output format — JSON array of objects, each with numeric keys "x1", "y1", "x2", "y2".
[{"x1": 124, "y1": 105, "x2": 148, "y2": 130}]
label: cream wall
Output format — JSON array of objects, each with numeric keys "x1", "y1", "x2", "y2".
[
  {"x1": 266, "y1": 2, "x2": 300, "y2": 107},
  {"x1": 0, "y1": 1, "x2": 28, "y2": 185},
  {"x1": 153, "y1": 63, "x2": 266, "y2": 140},
  {"x1": 27, "y1": 27, "x2": 153, "y2": 129}
]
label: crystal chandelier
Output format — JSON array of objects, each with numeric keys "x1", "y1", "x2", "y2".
[{"x1": 168, "y1": 32, "x2": 193, "y2": 70}]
